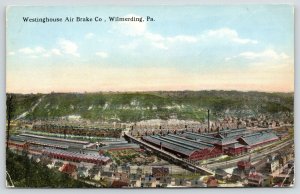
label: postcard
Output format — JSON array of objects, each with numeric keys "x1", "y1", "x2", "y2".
[{"x1": 6, "y1": 5, "x2": 294, "y2": 188}]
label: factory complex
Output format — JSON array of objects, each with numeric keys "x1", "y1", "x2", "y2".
[{"x1": 142, "y1": 128, "x2": 280, "y2": 161}]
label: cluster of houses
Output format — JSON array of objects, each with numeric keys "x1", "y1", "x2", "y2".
[
  {"x1": 130, "y1": 115, "x2": 292, "y2": 137},
  {"x1": 214, "y1": 149, "x2": 294, "y2": 187},
  {"x1": 32, "y1": 123, "x2": 122, "y2": 138},
  {"x1": 46, "y1": 162, "x2": 207, "y2": 187}
]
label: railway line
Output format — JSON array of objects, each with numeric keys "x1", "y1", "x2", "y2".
[{"x1": 206, "y1": 140, "x2": 293, "y2": 169}]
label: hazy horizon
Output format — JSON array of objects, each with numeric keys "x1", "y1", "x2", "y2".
[{"x1": 6, "y1": 89, "x2": 295, "y2": 95}]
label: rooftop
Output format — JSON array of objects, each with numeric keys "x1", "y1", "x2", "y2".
[
  {"x1": 43, "y1": 147, "x2": 111, "y2": 162},
  {"x1": 142, "y1": 136, "x2": 197, "y2": 156},
  {"x1": 239, "y1": 131, "x2": 279, "y2": 146}
]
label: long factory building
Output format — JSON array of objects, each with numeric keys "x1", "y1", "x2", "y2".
[
  {"x1": 42, "y1": 148, "x2": 111, "y2": 165},
  {"x1": 8, "y1": 133, "x2": 111, "y2": 165},
  {"x1": 142, "y1": 128, "x2": 279, "y2": 161}
]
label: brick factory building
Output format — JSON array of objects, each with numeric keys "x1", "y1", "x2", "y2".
[
  {"x1": 142, "y1": 128, "x2": 279, "y2": 161},
  {"x1": 42, "y1": 148, "x2": 111, "y2": 165}
]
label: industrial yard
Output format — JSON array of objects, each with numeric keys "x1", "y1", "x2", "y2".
[{"x1": 6, "y1": 109, "x2": 294, "y2": 188}]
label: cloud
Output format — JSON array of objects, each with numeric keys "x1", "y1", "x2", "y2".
[
  {"x1": 34, "y1": 46, "x2": 46, "y2": 53},
  {"x1": 18, "y1": 46, "x2": 62, "y2": 58},
  {"x1": 203, "y1": 28, "x2": 258, "y2": 44},
  {"x1": 28, "y1": 55, "x2": 38, "y2": 59},
  {"x1": 166, "y1": 35, "x2": 198, "y2": 43},
  {"x1": 58, "y1": 39, "x2": 80, "y2": 57},
  {"x1": 119, "y1": 41, "x2": 139, "y2": 50},
  {"x1": 224, "y1": 57, "x2": 232, "y2": 61},
  {"x1": 116, "y1": 20, "x2": 257, "y2": 52},
  {"x1": 95, "y1": 51, "x2": 108, "y2": 58},
  {"x1": 42, "y1": 53, "x2": 51, "y2": 57},
  {"x1": 113, "y1": 14, "x2": 147, "y2": 36},
  {"x1": 116, "y1": 16, "x2": 199, "y2": 51},
  {"x1": 144, "y1": 32, "x2": 165, "y2": 42},
  {"x1": 85, "y1": 32, "x2": 95, "y2": 39},
  {"x1": 113, "y1": 13, "x2": 256, "y2": 52},
  {"x1": 50, "y1": 48, "x2": 61, "y2": 56},
  {"x1": 225, "y1": 49, "x2": 290, "y2": 63},
  {"x1": 114, "y1": 15, "x2": 199, "y2": 44},
  {"x1": 239, "y1": 49, "x2": 289, "y2": 60},
  {"x1": 151, "y1": 42, "x2": 168, "y2": 50},
  {"x1": 19, "y1": 46, "x2": 46, "y2": 54},
  {"x1": 8, "y1": 51, "x2": 15, "y2": 56},
  {"x1": 16, "y1": 39, "x2": 78, "y2": 59},
  {"x1": 18, "y1": 47, "x2": 34, "y2": 54}
]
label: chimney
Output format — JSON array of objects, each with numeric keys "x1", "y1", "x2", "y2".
[{"x1": 208, "y1": 109, "x2": 210, "y2": 132}]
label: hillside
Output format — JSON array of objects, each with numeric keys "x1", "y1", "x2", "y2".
[{"x1": 7, "y1": 91, "x2": 294, "y2": 122}]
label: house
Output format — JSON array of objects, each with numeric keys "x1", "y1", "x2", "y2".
[
  {"x1": 266, "y1": 154, "x2": 280, "y2": 173},
  {"x1": 141, "y1": 176, "x2": 157, "y2": 187},
  {"x1": 206, "y1": 176, "x2": 218, "y2": 187},
  {"x1": 136, "y1": 167, "x2": 143, "y2": 175},
  {"x1": 114, "y1": 172, "x2": 129, "y2": 182},
  {"x1": 175, "y1": 178, "x2": 187, "y2": 186},
  {"x1": 286, "y1": 152, "x2": 294, "y2": 162},
  {"x1": 215, "y1": 168, "x2": 229, "y2": 180},
  {"x1": 237, "y1": 160, "x2": 252, "y2": 171},
  {"x1": 59, "y1": 163, "x2": 77, "y2": 178},
  {"x1": 278, "y1": 153, "x2": 288, "y2": 167},
  {"x1": 101, "y1": 171, "x2": 114, "y2": 179},
  {"x1": 189, "y1": 179, "x2": 204, "y2": 187},
  {"x1": 121, "y1": 164, "x2": 131, "y2": 173},
  {"x1": 231, "y1": 168, "x2": 247, "y2": 182},
  {"x1": 129, "y1": 173, "x2": 142, "y2": 180},
  {"x1": 248, "y1": 173, "x2": 265, "y2": 187},
  {"x1": 77, "y1": 165, "x2": 89, "y2": 178},
  {"x1": 152, "y1": 167, "x2": 169, "y2": 179},
  {"x1": 130, "y1": 179, "x2": 142, "y2": 187},
  {"x1": 109, "y1": 163, "x2": 118, "y2": 172},
  {"x1": 160, "y1": 176, "x2": 172, "y2": 185},
  {"x1": 129, "y1": 173, "x2": 142, "y2": 187},
  {"x1": 111, "y1": 180, "x2": 129, "y2": 188},
  {"x1": 88, "y1": 164, "x2": 103, "y2": 180}
]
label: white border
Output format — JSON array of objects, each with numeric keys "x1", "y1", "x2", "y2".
[{"x1": 0, "y1": 1, "x2": 298, "y2": 194}]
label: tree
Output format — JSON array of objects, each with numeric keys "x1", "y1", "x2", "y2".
[{"x1": 6, "y1": 94, "x2": 15, "y2": 150}]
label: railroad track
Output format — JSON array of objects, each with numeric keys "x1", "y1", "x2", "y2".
[
  {"x1": 125, "y1": 133, "x2": 214, "y2": 175},
  {"x1": 206, "y1": 140, "x2": 293, "y2": 169}
]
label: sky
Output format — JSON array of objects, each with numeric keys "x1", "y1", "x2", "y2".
[{"x1": 6, "y1": 5, "x2": 294, "y2": 93}]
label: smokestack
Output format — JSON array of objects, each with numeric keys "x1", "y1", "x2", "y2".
[{"x1": 208, "y1": 109, "x2": 210, "y2": 132}]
